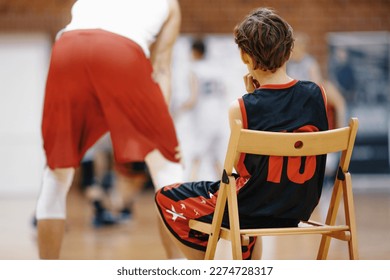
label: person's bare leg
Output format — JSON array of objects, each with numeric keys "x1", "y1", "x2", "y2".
[
  {"x1": 189, "y1": 158, "x2": 200, "y2": 181},
  {"x1": 37, "y1": 219, "x2": 66, "y2": 259},
  {"x1": 145, "y1": 149, "x2": 186, "y2": 259},
  {"x1": 156, "y1": 212, "x2": 205, "y2": 259},
  {"x1": 213, "y1": 159, "x2": 223, "y2": 180},
  {"x1": 87, "y1": 147, "x2": 110, "y2": 205},
  {"x1": 214, "y1": 239, "x2": 232, "y2": 259},
  {"x1": 158, "y1": 220, "x2": 186, "y2": 259},
  {"x1": 85, "y1": 184, "x2": 105, "y2": 203},
  {"x1": 251, "y1": 237, "x2": 263, "y2": 259},
  {"x1": 114, "y1": 172, "x2": 144, "y2": 212},
  {"x1": 35, "y1": 167, "x2": 75, "y2": 259}
]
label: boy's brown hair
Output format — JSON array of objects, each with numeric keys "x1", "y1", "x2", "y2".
[{"x1": 234, "y1": 8, "x2": 294, "y2": 73}]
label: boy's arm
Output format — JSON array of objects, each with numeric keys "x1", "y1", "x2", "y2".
[
  {"x1": 228, "y1": 100, "x2": 243, "y2": 130},
  {"x1": 149, "y1": 0, "x2": 181, "y2": 104}
]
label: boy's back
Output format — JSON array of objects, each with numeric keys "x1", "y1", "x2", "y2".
[{"x1": 236, "y1": 80, "x2": 328, "y2": 225}]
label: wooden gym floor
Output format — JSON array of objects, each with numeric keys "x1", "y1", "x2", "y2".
[{"x1": 0, "y1": 174, "x2": 389, "y2": 260}]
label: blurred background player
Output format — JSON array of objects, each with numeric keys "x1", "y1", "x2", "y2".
[
  {"x1": 287, "y1": 32, "x2": 346, "y2": 183},
  {"x1": 80, "y1": 134, "x2": 117, "y2": 227},
  {"x1": 175, "y1": 37, "x2": 229, "y2": 181},
  {"x1": 81, "y1": 134, "x2": 149, "y2": 227},
  {"x1": 287, "y1": 32, "x2": 322, "y2": 84},
  {"x1": 287, "y1": 32, "x2": 346, "y2": 129},
  {"x1": 35, "y1": 0, "x2": 184, "y2": 259}
]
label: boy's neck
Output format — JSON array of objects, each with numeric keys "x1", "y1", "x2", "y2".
[{"x1": 254, "y1": 64, "x2": 293, "y2": 86}]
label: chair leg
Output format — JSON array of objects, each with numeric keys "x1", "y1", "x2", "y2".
[
  {"x1": 342, "y1": 173, "x2": 359, "y2": 260},
  {"x1": 226, "y1": 178, "x2": 242, "y2": 260},
  {"x1": 317, "y1": 179, "x2": 343, "y2": 259},
  {"x1": 205, "y1": 183, "x2": 228, "y2": 260},
  {"x1": 348, "y1": 235, "x2": 359, "y2": 260}
]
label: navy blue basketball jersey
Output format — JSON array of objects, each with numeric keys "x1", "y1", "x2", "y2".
[{"x1": 235, "y1": 80, "x2": 329, "y2": 222}]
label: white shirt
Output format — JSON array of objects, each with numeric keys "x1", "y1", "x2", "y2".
[{"x1": 64, "y1": 0, "x2": 169, "y2": 57}]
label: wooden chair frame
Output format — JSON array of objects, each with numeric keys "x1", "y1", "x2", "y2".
[{"x1": 189, "y1": 118, "x2": 359, "y2": 260}]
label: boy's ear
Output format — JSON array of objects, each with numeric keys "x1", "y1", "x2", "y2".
[
  {"x1": 240, "y1": 49, "x2": 255, "y2": 69},
  {"x1": 240, "y1": 49, "x2": 250, "y2": 64}
]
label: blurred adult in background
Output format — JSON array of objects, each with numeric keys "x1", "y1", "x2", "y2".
[
  {"x1": 287, "y1": 32, "x2": 322, "y2": 84},
  {"x1": 287, "y1": 32, "x2": 346, "y2": 129},
  {"x1": 81, "y1": 134, "x2": 148, "y2": 228},
  {"x1": 35, "y1": 0, "x2": 183, "y2": 259},
  {"x1": 287, "y1": 32, "x2": 346, "y2": 182},
  {"x1": 80, "y1": 134, "x2": 117, "y2": 228},
  {"x1": 176, "y1": 38, "x2": 229, "y2": 181},
  {"x1": 333, "y1": 47, "x2": 357, "y2": 104}
]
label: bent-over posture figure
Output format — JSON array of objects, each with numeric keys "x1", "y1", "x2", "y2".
[{"x1": 36, "y1": 0, "x2": 183, "y2": 259}]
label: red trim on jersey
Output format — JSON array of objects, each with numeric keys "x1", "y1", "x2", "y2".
[
  {"x1": 327, "y1": 105, "x2": 336, "y2": 130},
  {"x1": 294, "y1": 125, "x2": 319, "y2": 133},
  {"x1": 259, "y1": 79, "x2": 298, "y2": 89},
  {"x1": 319, "y1": 85, "x2": 328, "y2": 108},
  {"x1": 319, "y1": 85, "x2": 330, "y2": 129},
  {"x1": 238, "y1": 97, "x2": 248, "y2": 129},
  {"x1": 237, "y1": 98, "x2": 250, "y2": 177}
]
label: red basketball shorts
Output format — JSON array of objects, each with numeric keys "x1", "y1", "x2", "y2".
[{"x1": 42, "y1": 29, "x2": 179, "y2": 168}]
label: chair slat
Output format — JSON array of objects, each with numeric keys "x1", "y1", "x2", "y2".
[
  {"x1": 238, "y1": 225, "x2": 350, "y2": 236},
  {"x1": 237, "y1": 127, "x2": 351, "y2": 156}
]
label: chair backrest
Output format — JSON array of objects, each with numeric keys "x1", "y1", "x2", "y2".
[{"x1": 224, "y1": 118, "x2": 359, "y2": 177}]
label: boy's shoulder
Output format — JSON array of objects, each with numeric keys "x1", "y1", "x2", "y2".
[{"x1": 241, "y1": 80, "x2": 323, "y2": 101}]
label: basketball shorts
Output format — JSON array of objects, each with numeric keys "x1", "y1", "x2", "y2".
[
  {"x1": 42, "y1": 29, "x2": 179, "y2": 169},
  {"x1": 155, "y1": 180, "x2": 256, "y2": 259}
]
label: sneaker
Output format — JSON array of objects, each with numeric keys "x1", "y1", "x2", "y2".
[
  {"x1": 92, "y1": 200, "x2": 118, "y2": 228},
  {"x1": 118, "y1": 206, "x2": 133, "y2": 222},
  {"x1": 92, "y1": 209, "x2": 118, "y2": 228}
]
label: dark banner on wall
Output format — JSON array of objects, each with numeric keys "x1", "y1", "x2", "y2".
[{"x1": 327, "y1": 32, "x2": 390, "y2": 173}]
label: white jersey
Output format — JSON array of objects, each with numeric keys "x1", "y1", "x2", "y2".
[
  {"x1": 64, "y1": 0, "x2": 169, "y2": 57},
  {"x1": 190, "y1": 59, "x2": 226, "y2": 99},
  {"x1": 188, "y1": 59, "x2": 229, "y2": 161}
]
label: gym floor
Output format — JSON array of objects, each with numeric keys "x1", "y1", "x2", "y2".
[{"x1": 0, "y1": 174, "x2": 389, "y2": 260}]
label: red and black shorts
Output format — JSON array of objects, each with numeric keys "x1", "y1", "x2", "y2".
[{"x1": 155, "y1": 180, "x2": 256, "y2": 260}]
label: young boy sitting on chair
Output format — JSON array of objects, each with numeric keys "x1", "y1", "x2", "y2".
[{"x1": 155, "y1": 7, "x2": 329, "y2": 260}]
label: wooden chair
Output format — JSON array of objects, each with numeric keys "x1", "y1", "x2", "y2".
[{"x1": 189, "y1": 118, "x2": 359, "y2": 260}]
